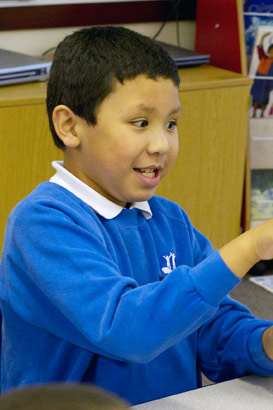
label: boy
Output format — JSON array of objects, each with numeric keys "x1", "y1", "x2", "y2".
[{"x1": 0, "y1": 26, "x2": 273, "y2": 406}]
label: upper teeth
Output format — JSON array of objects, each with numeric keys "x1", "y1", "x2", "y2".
[{"x1": 139, "y1": 168, "x2": 156, "y2": 177}]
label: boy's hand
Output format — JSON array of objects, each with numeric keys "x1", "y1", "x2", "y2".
[
  {"x1": 250, "y1": 218, "x2": 273, "y2": 261},
  {"x1": 262, "y1": 327, "x2": 273, "y2": 361},
  {"x1": 219, "y1": 219, "x2": 273, "y2": 279}
]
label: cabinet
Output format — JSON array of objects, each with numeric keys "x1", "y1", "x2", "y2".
[
  {"x1": 157, "y1": 65, "x2": 252, "y2": 247},
  {"x1": 0, "y1": 83, "x2": 62, "y2": 252},
  {"x1": 0, "y1": 65, "x2": 252, "y2": 251}
]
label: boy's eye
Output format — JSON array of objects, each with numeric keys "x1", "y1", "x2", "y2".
[
  {"x1": 167, "y1": 120, "x2": 177, "y2": 131},
  {"x1": 132, "y1": 119, "x2": 149, "y2": 128}
]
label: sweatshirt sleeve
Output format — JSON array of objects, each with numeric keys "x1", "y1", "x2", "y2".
[
  {"x1": 197, "y1": 296, "x2": 273, "y2": 381},
  {"x1": 182, "y1": 208, "x2": 273, "y2": 378}
]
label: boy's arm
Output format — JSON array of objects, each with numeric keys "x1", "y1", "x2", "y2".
[
  {"x1": 262, "y1": 327, "x2": 273, "y2": 361},
  {"x1": 219, "y1": 218, "x2": 273, "y2": 278},
  {"x1": 219, "y1": 219, "x2": 273, "y2": 362},
  {"x1": 197, "y1": 295, "x2": 273, "y2": 382}
]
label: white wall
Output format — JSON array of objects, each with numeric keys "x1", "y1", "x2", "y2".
[{"x1": 0, "y1": 21, "x2": 196, "y2": 57}]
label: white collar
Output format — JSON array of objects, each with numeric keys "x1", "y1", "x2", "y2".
[{"x1": 49, "y1": 161, "x2": 152, "y2": 220}]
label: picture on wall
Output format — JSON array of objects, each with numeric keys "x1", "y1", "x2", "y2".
[
  {"x1": 249, "y1": 25, "x2": 273, "y2": 118},
  {"x1": 244, "y1": 0, "x2": 273, "y2": 63}
]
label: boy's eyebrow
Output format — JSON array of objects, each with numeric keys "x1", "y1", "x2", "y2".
[
  {"x1": 169, "y1": 105, "x2": 182, "y2": 115},
  {"x1": 133, "y1": 104, "x2": 182, "y2": 115}
]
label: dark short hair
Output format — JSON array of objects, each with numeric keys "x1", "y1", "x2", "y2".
[
  {"x1": 0, "y1": 383, "x2": 129, "y2": 410},
  {"x1": 46, "y1": 26, "x2": 180, "y2": 149}
]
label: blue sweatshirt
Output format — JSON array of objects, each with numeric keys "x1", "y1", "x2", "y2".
[{"x1": 1, "y1": 182, "x2": 273, "y2": 405}]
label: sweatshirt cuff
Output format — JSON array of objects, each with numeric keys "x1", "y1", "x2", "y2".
[
  {"x1": 191, "y1": 250, "x2": 240, "y2": 307},
  {"x1": 248, "y1": 326, "x2": 273, "y2": 371}
]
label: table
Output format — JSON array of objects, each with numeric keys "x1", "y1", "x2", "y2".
[{"x1": 132, "y1": 375, "x2": 273, "y2": 409}]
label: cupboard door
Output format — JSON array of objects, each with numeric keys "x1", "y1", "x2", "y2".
[
  {"x1": 157, "y1": 85, "x2": 250, "y2": 248},
  {"x1": 0, "y1": 104, "x2": 62, "y2": 249}
]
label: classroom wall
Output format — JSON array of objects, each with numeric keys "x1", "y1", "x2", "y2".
[{"x1": 0, "y1": 21, "x2": 195, "y2": 57}]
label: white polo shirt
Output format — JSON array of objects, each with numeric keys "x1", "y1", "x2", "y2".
[{"x1": 50, "y1": 161, "x2": 152, "y2": 220}]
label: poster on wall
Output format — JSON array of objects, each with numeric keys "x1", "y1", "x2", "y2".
[
  {"x1": 246, "y1": 3, "x2": 273, "y2": 228},
  {"x1": 249, "y1": 25, "x2": 273, "y2": 118},
  {"x1": 244, "y1": 0, "x2": 273, "y2": 64}
]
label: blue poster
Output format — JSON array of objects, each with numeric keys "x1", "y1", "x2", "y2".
[
  {"x1": 245, "y1": 1, "x2": 273, "y2": 13},
  {"x1": 244, "y1": 1, "x2": 273, "y2": 57}
]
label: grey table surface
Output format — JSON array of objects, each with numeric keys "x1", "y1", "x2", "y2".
[{"x1": 132, "y1": 375, "x2": 273, "y2": 409}]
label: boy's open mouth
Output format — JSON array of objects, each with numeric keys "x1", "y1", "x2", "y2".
[
  {"x1": 133, "y1": 167, "x2": 161, "y2": 187},
  {"x1": 134, "y1": 168, "x2": 159, "y2": 178}
]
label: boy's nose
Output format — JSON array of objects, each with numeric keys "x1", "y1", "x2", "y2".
[{"x1": 147, "y1": 131, "x2": 169, "y2": 155}]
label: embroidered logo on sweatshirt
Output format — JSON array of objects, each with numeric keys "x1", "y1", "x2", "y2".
[{"x1": 159, "y1": 252, "x2": 176, "y2": 280}]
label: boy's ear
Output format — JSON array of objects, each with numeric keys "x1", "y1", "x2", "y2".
[{"x1": 52, "y1": 105, "x2": 80, "y2": 148}]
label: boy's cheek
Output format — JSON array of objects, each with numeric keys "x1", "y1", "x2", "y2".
[{"x1": 169, "y1": 144, "x2": 179, "y2": 167}]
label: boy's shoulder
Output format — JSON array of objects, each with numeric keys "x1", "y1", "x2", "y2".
[
  {"x1": 10, "y1": 182, "x2": 91, "y2": 222},
  {"x1": 14, "y1": 181, "x2": 75, "y2": 206}
]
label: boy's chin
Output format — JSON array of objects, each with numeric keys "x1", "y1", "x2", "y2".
[
  {"x1": 128, "y1": 190, "x2": 157, "y2": 204},
  {"x1": 114, "y1": 187, "x2": 158, "y2": 206}
]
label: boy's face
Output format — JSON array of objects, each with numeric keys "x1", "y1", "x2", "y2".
[{"x1": 64, "y1": 75, "x2": 181, "y2": 207}]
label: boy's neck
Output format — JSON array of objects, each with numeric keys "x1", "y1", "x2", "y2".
[{"x1": 125, "y1": 203, "x2": 131, "y2": 209}]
